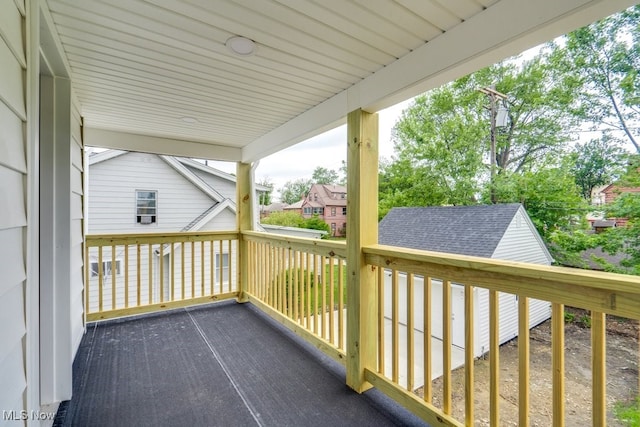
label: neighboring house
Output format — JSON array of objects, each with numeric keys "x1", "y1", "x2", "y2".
[
  {"x1": 589, "y1": 182, "x2": 640, "y2": 228},
  {"x1": 87, "y1": 150, "x2": 268, "y2": 311},
  {"x1": 282, "y1": 199, "x2": 304, "y2": 215},
  {"x1": 379, "y1": 204, "x2": 553, "y2": 362},
  {"x1": 301, "y1": 183, "x2": 348, "y2": 237},
  {"x1": 260, "y1": 202, "x2": 286, "y2": 218}
]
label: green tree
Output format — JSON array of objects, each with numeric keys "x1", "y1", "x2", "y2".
[
  {"x1": 593, "y1": 156, "x2": 640, "y2": 274},
  {"x1": 569, "y1": 137, "x2": 627, "y2": 199},
  {"x1": 380, "y1": 51, "x2": 579, "y2": 216},
  {"x1": 279, "y1": 178, "x2": 312, "y2": 204},
  {"x1": 312, "y1": 167, "x2": 339, "y2": 184},
  {"x1": 261, "y1": 211, "x2": 304, "y2": 227},
  {"x1": 380, "y1": 87, "x2": 486, "y2": 213},
  {"x1": 487, "y1": 157, "x2": 587, "y2": 238},
  {"x1": 338, "y1": 160, "x2": 347, "y2": 185},
  {"x1": 549, "y1": 156, "x2": 640, "y2": 275},
  {"x1": 257, "y1": 177, "x2": 274, "y2": 206},
  {"x1": 551, "y1": 5, "x2": 640, "y2": 152}
]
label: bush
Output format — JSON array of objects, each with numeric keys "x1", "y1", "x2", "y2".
[
  {"x1": 302, "y1": 215, "x2": 331, "y2": 238},
  {"x1": 261, "y1": 211, "x2": 304, "y2": 227}
]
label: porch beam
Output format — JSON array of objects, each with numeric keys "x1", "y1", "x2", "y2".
[
  {"x1": 236, "y1": 162, "x2": 253, "y2": 302},
  {"x1": 84, "y1": 127, "x2": 241, "y2": 162},
  {"x1": 346, "y1": 109, "x2": 378, "y2": 393}
]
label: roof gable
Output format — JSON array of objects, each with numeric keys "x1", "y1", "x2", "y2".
[
  {"x1": 379, "y1": 204, "x2": 524, "y2": 258},
  {"x1": 307, "y1": 183, "x2": 347, "y2": 207}
]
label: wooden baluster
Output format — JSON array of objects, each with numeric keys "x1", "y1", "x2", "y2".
[
  {"x1": 423, "y1": 276, "x2": 432, "y2": 403},
  {"x1": 519, "y1": 296, "x2": 530, "y2": 427},
  {"x1": 591, "y1": 311, "x2": 606, "y2": 427},
  {"x1": 443, "y1": 280, "x2": 452, "y2": 415},
  {"x1": 552, "y1": 302, "x2": 565, "y2": 427},
  {"x1": 98, "y1": 246, "x2": 104, "y2": 313},
  {"x1": 465, "y1": 285, "x2": 475, "y2": 426},
  {"x1": 124, "y1": 245, "x2": 129, "y2": 307},
  {"x1": 392, "y1": 269, "x2": 399, "y2": 383},
  {"x1": 407, "y1": 273, "x2": 415, "y2": 392},
  {"x1": 378, "y1": 267, "x2": 385, "y2": 374},
  {"x1": 490, "y1": 289, "x2": 499, "y2": 426}
]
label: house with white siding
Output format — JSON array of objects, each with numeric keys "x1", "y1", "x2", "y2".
[
  {"x1": 379, "y1": 204, "x2": 554, "y2": 374},
  {"x1": 86, "y1": 150, "x2": 268, "y2": 311}
]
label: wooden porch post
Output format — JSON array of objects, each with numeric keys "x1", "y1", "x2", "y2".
[
  {"x1": 236, "y1": 162, "x2": 253, "y2": 302},
  {"x1": 346, "y1": 109, "x2": 379, "y2": 393}
]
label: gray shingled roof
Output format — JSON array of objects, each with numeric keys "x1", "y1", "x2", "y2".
[{"x1": 379, "y1": 204, "x2": 523, "y2": 258}]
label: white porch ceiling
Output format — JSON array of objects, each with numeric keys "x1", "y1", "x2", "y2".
[{"x1": 43, "y1": 0, "x2": 636, "y2": 162}]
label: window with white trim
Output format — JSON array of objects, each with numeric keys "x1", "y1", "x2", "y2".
[
  {"x1": 215, "y1": 253, "x2": 230, "y2": 282},
  {"x1": 136, "y1": 190, "x2": 157, "y2": 224},
  {"x1": 90, "y1": 260, "x2": 122, "y2": 278}
]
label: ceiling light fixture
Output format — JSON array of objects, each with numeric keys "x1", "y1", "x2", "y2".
[{"x1": 225, "y1": 36, "x2": 256, "y2": 56}]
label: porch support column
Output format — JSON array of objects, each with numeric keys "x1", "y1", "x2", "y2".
[
  {"x1": 236, "y1": 162, "x2": 253, "y2": 302},
  {"x1": 346, "y1": 109, "x2": 379, "y2": 392},
  {"x1": 40, "y1": 75, "x2": 73, "y2": 403}
]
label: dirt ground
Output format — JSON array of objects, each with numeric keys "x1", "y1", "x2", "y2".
[{"x1": 416, "y1": 308, "x2": 639, "y2": 426}]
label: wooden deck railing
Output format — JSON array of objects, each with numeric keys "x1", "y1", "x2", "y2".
[
  {"x1": 243, "y1": 231, "x2": 348, "y2": 363},
  {"x1": 84, "y1": 231, "x2": 239, "y2": 321},
  {"x1": 83, "y1": 230, "x2": 639, "y2": 425},
  {"x1": 363, "y1": 243, "x2": 640, "y2": 427}
]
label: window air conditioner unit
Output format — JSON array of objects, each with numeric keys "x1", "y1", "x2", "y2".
[{"x1": 140, "y1": 215, "x2": 153, "y2": 224}]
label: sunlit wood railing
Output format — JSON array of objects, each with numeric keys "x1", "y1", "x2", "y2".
[
  {"x1": 243, "y1": 231, "x2": 348, "y2": 364},
  {"x1": 83, "y1": 229, "x2": 640, "y2": 425},
  {"x1": 362, "y1": 243, "x2": 640, "y2": 427},
  {"x1": 84, "y1": 231, "x2": 239, "y2": 321}
]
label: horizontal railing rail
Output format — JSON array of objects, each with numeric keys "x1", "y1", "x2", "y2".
[
  {"x1": 363, "y1": 243, "x2": 640, "y2": 427},
  {"x1": 243, "y1": 231, "x2": 348, "y2": 364},
  {"x1": 85, "y1": 231, "x2": 239, "y2": 321}
]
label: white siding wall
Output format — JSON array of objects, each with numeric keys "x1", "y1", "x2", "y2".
[
  {"x1": 201, "y1": 207, "x2": 236, "y2": 231},
  {"x1": 474, "y1": 289, "x2": 551, "y2": 357},
  {"x1": 0, "y1": 0, "x2": 28, "y2": 422},
  {"x1": 88, "y1": 152, "x2": 214, "y2": 233},
  {"x1": 187, "y1": 166, "x2": 237, "y2": 200},
  {"x1": 480, "y1": 206, "x2": 552, "y2": 356},
  {"x1": 492, "y1": 207, "x2": 552, "y2": 264}
]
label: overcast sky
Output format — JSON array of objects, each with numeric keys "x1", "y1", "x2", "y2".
[{"x1": 210, "y1": 100, "x2": 411, "y2": 201}]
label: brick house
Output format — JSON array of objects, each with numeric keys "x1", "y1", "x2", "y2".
[
  {"x1": 300, "y1": 184, "x2": 348, "y2": 237},
  {"x1": 590, "y1": 183, "x2": 640, "y2": 228}
]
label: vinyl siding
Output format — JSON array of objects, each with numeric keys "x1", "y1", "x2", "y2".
[
  {"x1": 70, "y1": 100, "x2": 85, "y2": 355},
  {"x1": 475, "y1": 289, "x2": 551, "y2": 357},
  {"x1": 201, "y1": 207, "x2": 236, "y2": 231},
  {"x1": 492, "y1": 207, "x2": 552, "y2": 264},
  {"x1": 0, "y1": 0, "x2": 27, "y2": 421},
  {"x1": 186, "y1": 166, "x2": 237, "y2": 200},
  {"x1": 88, "y1": 152, "x2": 215, "y2": 233}
]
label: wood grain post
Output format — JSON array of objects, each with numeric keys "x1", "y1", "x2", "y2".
[
  {"x1": 346, "y1": 109, "x2": 378, "y2": 393},
  {"x1": 236, "y1": 162, "x2": 253, "y2": 302}
]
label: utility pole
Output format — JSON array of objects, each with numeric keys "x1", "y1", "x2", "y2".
[{"x1": 480, "y1": 87, "x2": 508, "y2": 204}]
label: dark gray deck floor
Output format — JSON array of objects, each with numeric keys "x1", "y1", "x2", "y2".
[{"x1": 55, "y1": 301, "x2": 427, "y2": 427}]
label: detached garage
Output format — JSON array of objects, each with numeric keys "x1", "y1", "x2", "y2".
[{"x1": 378, "y1": 204, "x2": 553, "y2": 387}]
